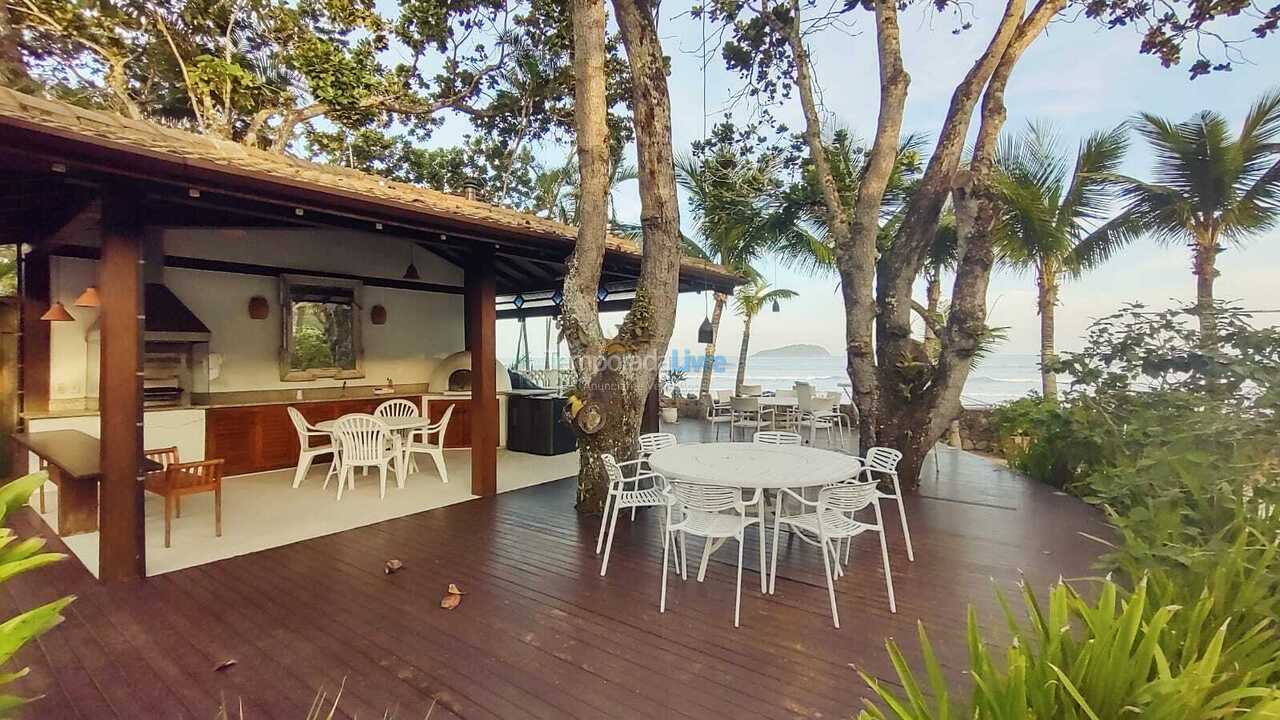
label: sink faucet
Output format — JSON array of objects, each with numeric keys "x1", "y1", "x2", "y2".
[{"x1": 340, "y1": 380, "x2": 347, "y2": 397}]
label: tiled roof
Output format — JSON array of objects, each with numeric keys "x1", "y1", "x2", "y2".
[{"x1": 0, "y1": 88, "x2": 735, "y2": 284}]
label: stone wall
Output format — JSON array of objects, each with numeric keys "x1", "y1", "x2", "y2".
[{"x1": 954, "y1": 407, "x2": 998, "y2": 453}]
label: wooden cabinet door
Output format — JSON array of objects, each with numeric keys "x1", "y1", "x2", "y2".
[
  {"x1": 205, "y1": 407, "x2": 259, "y2": 476},
  {"x1": 429, "y1": 399, "x2": 470, "y2": 448},
  {"x1": 257, "y1": 404, "x2": 300, "y2": 471}
]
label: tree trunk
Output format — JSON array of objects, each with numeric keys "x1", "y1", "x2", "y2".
[
  {"x1": 1193, "y1": 237, "x2": 1218, "y2": 345},
  {"x1": 559, "y1": 0, "x2": 683, "y2": 513},
  {"x1": 923, "y1": 267, "x2": 942, "y2": 355},
  {"x1": 1037, "y1": 263, "x2": 1058, "y2": 401},
  {"x1": 735, "y1": 316, "x2": 753, "y2": 392},
  {"x1": 698, "y1": 293, "x2": 726, "y2": 398}
]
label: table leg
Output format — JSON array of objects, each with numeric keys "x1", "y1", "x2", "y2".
[{"x1": 54, "y1": 467, "x2": 99, "y2": 535}]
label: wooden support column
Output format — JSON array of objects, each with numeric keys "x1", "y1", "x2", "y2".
[
  {"x1": 98, "y1": 190, "x2": 146, "y2": 582},
  {"x1": 18, "y1": 248, "x2": 50, "y2": 416},
  {"x1": 465, "y1": 246, "x2": 497, "y2": 497}
]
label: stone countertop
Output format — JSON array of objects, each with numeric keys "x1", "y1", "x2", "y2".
[{"x1": 24, "y1": 387, "x2": 557, "y2": 420}]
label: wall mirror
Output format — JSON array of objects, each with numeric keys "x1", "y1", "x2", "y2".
[{"x1": 279, "y1": 274, "x2": 364, "y2": 381}]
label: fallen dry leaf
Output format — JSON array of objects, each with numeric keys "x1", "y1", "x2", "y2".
[
  {"x1": 446, "y1": 583, "x2": 465, "y2": 595},
  {"x1": 213, "y1": 659, "x2": 237, "y2": 672},
  {"x1": 385, "y1": 559, "x2": 404, "y2": 574},
  {"x1": 440, "y1": 593, "x2": 462, "y2": 610}
]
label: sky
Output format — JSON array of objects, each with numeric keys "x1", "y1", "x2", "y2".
[{"x1": 384, "y1": 2, "x2": 1280, "y2": 362}]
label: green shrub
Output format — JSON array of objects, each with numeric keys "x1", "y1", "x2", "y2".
[
  {"x1": 857, "y1": 576, "x2": 1280, "y2": 719},
  {"x1": 0, "y1": 472, "x2": 74, "y2": 716}
]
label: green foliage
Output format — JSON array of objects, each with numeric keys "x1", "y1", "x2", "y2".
[
  {"x1": 0, "y1": 472, "x2": 74, "y2": 715},
  {"x1": 857, "y1": 577, "x2": 1280, "y2": 719},
  {"x1": 864, "y1": 302, "x2": 1280, "y2": 716}
]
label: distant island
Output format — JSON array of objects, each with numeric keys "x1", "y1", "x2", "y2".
[{"x1": 752, "y1": 343, "x2": 831, "y2": 359}]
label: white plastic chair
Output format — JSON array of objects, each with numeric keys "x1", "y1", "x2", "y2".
[
  {"x1": 597, "y1": 452, "x2": 677, "y2": 576},
  {"x1": 330, "y1": 414, "x2": 403, "y2": 500},
  {"x1": 376, "y1": 398, "x2": 422, "y2": 464},
  {"x1": 770, "y1": 479, "x2": 896, "y2": 626},
  {"x1": 286, "y1": 406, "x2": 339, "y2": 489},
  {"x1": 705, "y1": 389, "x2": 734, "y2": 440},
  {"x1": 404, "y1": 404, "x2": 454, "y2": 484},
  {"x1": 796, "y1": 394, "x2": 835, "y2": 446},
  {"x1": 862, "y1": 446, "x2": 914, "y2": 562},
  {"x1": 752, "y1": 431, "x2": 802, "y2": 445},
  {"x1": 730, "y1": 396, "x2": 773, "y2": 441},
  {"x1": 660, "y1": 481, "x2": 765, "y2": 627}
]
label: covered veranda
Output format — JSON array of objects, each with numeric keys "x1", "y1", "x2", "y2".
[
  {"x1": 4, "y1": 424, "x2": 1106, "y2": 718},
  {"x1": 0, "y1": 87, "x2": 736, "y2": 581}
]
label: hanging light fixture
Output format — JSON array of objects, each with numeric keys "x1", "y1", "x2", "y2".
[
  {"x1": 74, "y1": 285, "x2": 100, "y2": 308},
  {"x1": 697, "y1": 286, "x2": 713, "y2": 344},
  {"x1": 41, "y1": 258, "x2": 74, "y2": 322},
  {"x1": 402, "y1": 242, "x2": 420, "y2": 280},
  {"x1": 771, "y1": 298, "x2": 780, "y2": 313}
]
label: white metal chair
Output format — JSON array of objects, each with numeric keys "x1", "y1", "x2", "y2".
[
  {"x1": 705, "y1": 389, "x2": 734, "y2": 440},
  {"x1": 772, "y1": 389, "x2": 799, "y2": 429},
  {"x1": 752, "y1": 431, "x2": 802, "y2": 445},
  {"x1": 796, "y1": 394, "x2": 835, "y2": 446},
  {"x1": 597, "y1": 452, "x2": 677, "y2": 576},
  {"x1": 403, "y1": 404, "x2": 454, "y2": 485},
  {"x1": 862, "y1": 446, "x2": 914, "y2": 562},
  {"x1": 286, "y1": 406, "x2": 339, "y2": 489},
  {"x1": 330, "y1": 414, "x2": 403, "y2": 500},
  {"x1": 770, "y1": 479, "x2": 896, "y2": 626},
  {"x1": 815, "y1": 392, "x2": 853, "y2": 447},
  {"x1": 660, "y1": 481, "x2": 765, "y2": 627},
  {"x1": 738, "y1": 384, "x2": 763, "y2": 397},
  {"x1": 730, "y1": 396, "x2": 773, "y2": 441}
]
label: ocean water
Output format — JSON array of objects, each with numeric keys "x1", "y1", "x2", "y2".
[
  {"x1": 695, "y1": 353, "x2": 1042, "y2": 405},
  {"x1": 517, "y1": 351, "x2": 1043, "y2": 405}
]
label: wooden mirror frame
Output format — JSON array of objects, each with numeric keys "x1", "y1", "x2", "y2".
[{"x1": 278, "y1": 274, "x2": 366, "y2": 382}]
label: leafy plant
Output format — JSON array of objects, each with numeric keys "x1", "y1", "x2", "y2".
[
  {"x1": 0, "y1": 472, "x2": 74, "y2": 716},
  {"x1": 856, "y1": 576, "x2": 1280, "y2": 719}
]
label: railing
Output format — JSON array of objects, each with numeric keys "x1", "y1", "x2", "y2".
[{"x1": 523, "y1": 368, "x2": 577, "y2": 391}]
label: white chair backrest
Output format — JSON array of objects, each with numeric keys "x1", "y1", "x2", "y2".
[
  {"x1": 753, "y1": 431, "x2": 802, "y2": 445},
  {"x1": 731, "y1": 396, "x2": 760, "y2": 414},
  {"x1": 669, "y1": 481, "x2": 741, "y2": 513},
  {"x1": 420, "y1": 404, "x2": 455, "y2": 448},
  {"x1": 819, "y1": 480, "x2": 878, "y2": 514},
  {"x1": 798, "y1": 393, "x2": 827, "y2": 414},
  {"x1": 639, "y1": 432, "x2": 677, "y2": 455},
  {"x1": 796, "y1": 384, "x2": 814, "y2": 403},
  {"x1": 739, "y1": 384, "x2": 763, "y2": 397},
  {"x1": 821, "y1": 392, "x2": 842, "y2": 410},
  {"x1": 775, "y1": 388, "x2": 797, "y2": 399},
  {"x1": 286, "y1": 407, "x2": 313, "y2": 447},
  {"x1": 713, "y1": 388, "x2": 733, "y2": 404},
  {"x1": 865, "y1": 446, "x2": 903, "y2": 473},
  {"x1": 376, "y1": 398, "x2": 420, "y2": 419},
  {"x1": 601, "y1": 453, "x2": 631, "y2": 489},
  {"x1": 332, "y1": 414, "x2": 389, "y2": 463}
]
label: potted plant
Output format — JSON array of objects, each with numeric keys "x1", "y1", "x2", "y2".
[{"x1": 660, "y1": 368, "x2": 686, "y2": 423}]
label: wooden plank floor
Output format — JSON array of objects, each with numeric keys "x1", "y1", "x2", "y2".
[{"x1": 4, "y1": 436, "x2": 1107, "y2": 719}]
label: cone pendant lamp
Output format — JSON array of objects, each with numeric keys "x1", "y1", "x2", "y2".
[
  {"x1": 74, "y1": 285, "x2": 100, "y2": 307},
  {"x1": 40, "y1": 301, "x2": 74, "y2": 322}
]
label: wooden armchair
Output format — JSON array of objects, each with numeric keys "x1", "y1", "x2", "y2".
[{"x1": 142, "y1": 449, "x2": 224, "y2": 548}]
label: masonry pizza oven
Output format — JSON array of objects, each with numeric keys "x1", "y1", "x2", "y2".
[{"x1": 429, "y1": 351, "x2": 512, "y2": 394}]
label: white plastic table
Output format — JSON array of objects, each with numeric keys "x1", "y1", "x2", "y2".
[
  {"x1": 315, "y1": 416, "x2": 430, "y2": 433},
  {"x1": 647, "y1": 442, "x2": 864, "y2": 586}
]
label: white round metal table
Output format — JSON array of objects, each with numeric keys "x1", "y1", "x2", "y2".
[{"x1": 647, "y1": 442, "x2": 864, "y2": 588}]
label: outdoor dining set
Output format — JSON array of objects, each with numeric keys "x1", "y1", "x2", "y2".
[
  {"x1": 597, "y1": 383, "x2": 912, "y2": 628},
  {"x1": 705, "y1": 383, "x2": 853, "y2": 445},
  {"x1": 286, "y1": 400, "x2": 455, "y2": 500}
]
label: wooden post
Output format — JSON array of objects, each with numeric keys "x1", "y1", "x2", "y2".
[
  {"x1": 18, "y1": 248, "x2": 50, "y2": 416},
  {"x1": 465, "y1": 246, "x2": 497, "y2": 497},
  {"x1": 98, "y1": 190, "x2": 146, "y2": 582}
]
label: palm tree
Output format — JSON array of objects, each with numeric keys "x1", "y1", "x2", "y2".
[
  {"x1": 993, "y1": 121, "x2": 1130, "y2": 400},
  {"x1": 732, "y1": 280, "x2": 798, "y2": 391},
  {"x1": 1100, "y1": 90, "x2": 1280, "y2": 342},
  {"x1": 677, "y1": 145, "x2": 808, "y2": 398}
]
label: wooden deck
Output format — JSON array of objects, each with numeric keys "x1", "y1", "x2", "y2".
[{"x1": 4, "y1": 437, "x2": 1107, "y2": 719}]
